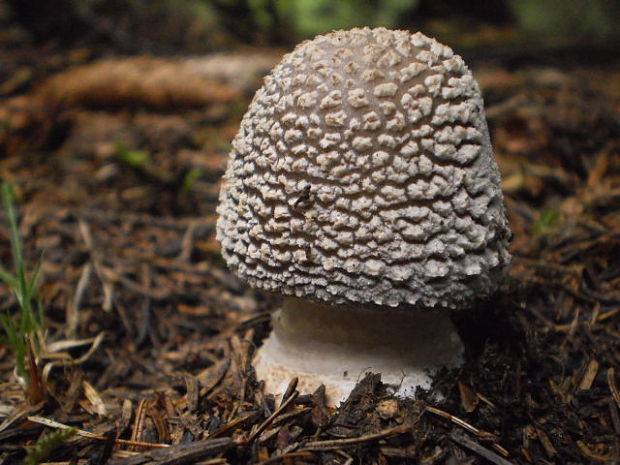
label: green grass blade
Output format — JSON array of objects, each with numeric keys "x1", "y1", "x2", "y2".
[
  {"x1": 0, "y1": 182, "x2": 43, "y2": 383},
  {"x1": 1, "y1": 182, "x2": 27, "y2": 296},
  {"x1": 0, "y1": 313, "x2": 27, "y2": 379},
  {"x1": 0, "y1": 263, "x2": 18, "y2": 288},
  {"x1": 26, "y1": 257, "x2": 43, "y2": 300}
]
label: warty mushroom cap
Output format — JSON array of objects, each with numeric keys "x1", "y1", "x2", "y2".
[{"x1": 217, "y1": 27, "x2": 511, "y2": 310}]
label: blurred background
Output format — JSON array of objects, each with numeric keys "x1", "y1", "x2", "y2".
[{"x1": 2, "y1": 0, "x2": 620, "y2": 55}]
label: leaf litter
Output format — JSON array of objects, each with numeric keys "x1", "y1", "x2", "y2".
[{"x1": 0, "y1": 31, "x2": 619, "y2": 465}]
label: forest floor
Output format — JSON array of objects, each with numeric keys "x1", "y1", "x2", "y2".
[{"x1": 0, "y1": 15, "x2": 619, "y2": 465}]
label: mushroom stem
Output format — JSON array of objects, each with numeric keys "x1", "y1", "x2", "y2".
[{"x1": 254, "y1": 297, "x2": 464, "y2": 405}]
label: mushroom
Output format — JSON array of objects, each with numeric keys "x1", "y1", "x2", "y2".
[{"x1": 216, "y1": 27, "x2": 511, "y2": 405}]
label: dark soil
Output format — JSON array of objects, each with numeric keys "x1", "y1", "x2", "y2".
[{"x1": 1, "y1": 11, "x2": 619, "y2": 465}]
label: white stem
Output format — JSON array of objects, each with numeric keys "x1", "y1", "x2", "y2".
[{"x1": 253, "y1": 297, "x2": 463, "y2": 406}]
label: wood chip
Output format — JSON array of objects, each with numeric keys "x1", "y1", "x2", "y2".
[
  {"x1": 576, "y1": 440, "x2": 613, "y2": 463},
  {"x1": 608, "y1": 368, "x2": 620, "y2": 408},
  {"x1": 579, "y1": 360, "x2": 600, "y2": 391},
  {"x1": 458, "y1": 381, "x2": 479, "y2": 413},
  {"x1": 535, "y1": 427, "x2": 557, "y2": 458},
  {"x1": 83, "y1": 380, "x2": 107, "y2": 416}
]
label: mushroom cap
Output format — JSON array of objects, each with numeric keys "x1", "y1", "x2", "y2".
[{"x1": 217, "y1": 27, "x2": 511, "y2": 309}]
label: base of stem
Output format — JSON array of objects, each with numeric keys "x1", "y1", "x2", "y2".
[{"x1": 254, "y1": 298, "x2": 464, "y2": 406}]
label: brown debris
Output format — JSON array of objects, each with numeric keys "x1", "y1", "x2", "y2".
[
  {"x1": 1, "y1": 34, "x2": 619, "y2": 465},
  {"x1": 36, "y1": 57, "x2": 240, "y2": 109},
  {"x1": 457, "y1": 382, "x2": 479, "y2": 414},
  {"x1": 106, "y1": 437, "x2": 234, "y2": 465},
  {"x1": 579, "y1": 360, "x2": 600, "y2": 391},
  {"x1": 450, "y1": 431, "x2": 514, "y2": 465}
]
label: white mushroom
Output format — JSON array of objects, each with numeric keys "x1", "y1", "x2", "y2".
[{"x1": 216, "y1": 28, "x2": 511, "y2": 405}]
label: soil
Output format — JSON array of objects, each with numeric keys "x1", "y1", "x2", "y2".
[{"x1": 0, "y1": 13, "x2": 619, "y2": 465}]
